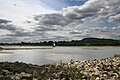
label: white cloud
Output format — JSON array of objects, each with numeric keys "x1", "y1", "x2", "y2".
[
  {"x1": 30, "y1": 0, "x2": 120, "y2": 41},
  {"x1": 109, "y1": 14, "x2": 120, "y2": 23},
  {"x1": 62, "y1": 0, "x2": 120, "y2": 20},
  {"x1": 0, "y1": 0, "x2": 120, "y2": 42},
  {"x1": 34, "y1": 13, "x2": 72, "y2": 26},
  {"x1": 0, "y1": 0, "x2": 56, "y2": 30},
  {"x1": 69, "y1": 26, "x2": 120, "y2": 40},
  {"x1": 0, "y1": 29, "x2": 14, "y2": 36},
  {"x1": 90, "y1": 16, "x2": 104, "y2": 24}
]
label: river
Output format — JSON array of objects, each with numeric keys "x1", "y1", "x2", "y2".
[{"x1": 0, "y1": 46, "x2": 120, "y2": 65}]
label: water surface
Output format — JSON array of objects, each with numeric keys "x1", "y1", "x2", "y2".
[{"x1": 0, "y1": 46, "x2": 120, "y2": 65}]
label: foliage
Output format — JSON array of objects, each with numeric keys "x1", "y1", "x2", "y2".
[{"x1": 0, "y1": 38, "x2": 120, "y2": 46}]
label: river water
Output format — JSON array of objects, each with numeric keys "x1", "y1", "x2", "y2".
[{"x1": 0, "y1": 46, "x2": 120, "y2": 65}]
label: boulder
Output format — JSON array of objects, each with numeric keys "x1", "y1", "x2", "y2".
[
  {"x1": 0, "y1": 47, "x2": 3, "y2": 50},
  {"x1": 0, "y1": 76, "x2": 12, "y2": 80}
]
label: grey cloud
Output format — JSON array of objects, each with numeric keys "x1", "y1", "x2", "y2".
[
  {"x1": 35, "y1": 26, "x2": 58, "y2": 31},
  {"x1": 0, "y1": 18, "x2": 31, "y2": 42},
  {"x1": 0, "y1": 18, "x2": 31, "y2": 37},
  {"x1": 51, "y1": 36, "x2": 70, "y2": 41},
  {"x1": 60, "y1": 0, "x2": 87, "y2": 1},
  {"x1": 33, "y1": 11, "x2": 120, "y2": 41},
  {"x1": 63, "y1": 6, "x2": 96, "y2": 19},
  {"x1": 109, "y1": 14, "x2": 120, "y2": 23},
  {"x1": 70, "y1": 26, "x2": 120, "y2": 39},
  {"x1": 91, "y1": 16, "x2": 104, "y2": 24},
  {"x1": 0, "y1": 18, "x2": 12, "y2": 24},
  {"x1": 0, "y1": 37, "x2": 19, "y2": 43},
  {"x1": 0, "y1": 18, "x2": 17, "y2": 31},
  {"x1": 38, "y1": 35, "x2": 70, "y2": 41},
  {"x1": 1, "y1": 0, "x2": 120, "y2": 42},
  {"x1": 0, "y1": 17, "x2": 71, "y2": 42},
  {"x1": 33, "y1": 13, "x2": 77, "y2": 32},
  {"x1": 6, "y1": 30, "x2": 45, "y2": 37},
  {"x1": 0, "y1": 24, "x2": 17, "y2": 31},
  {"x1": 63, "y1": 0, "x2": 120, "y2": 20},
  {"x1": 25, "y1": 20, "x2": 32, "y2": 24},
  {"x1": 70, "y1": 31, "x2": 82, "y2": 34},
  {"x1": 34, "y1": 13, "x2": 72, "y2": 26}
]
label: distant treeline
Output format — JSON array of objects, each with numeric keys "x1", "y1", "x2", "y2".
[{"x1": 0, "y1": 38, "x2": 120, "y2": 46}]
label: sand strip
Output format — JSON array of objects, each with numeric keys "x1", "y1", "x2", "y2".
[{"x1": 0, "y1": 52, "x2": 14, "y2": 54}]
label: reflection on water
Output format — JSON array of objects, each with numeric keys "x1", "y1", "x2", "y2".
[
  {"x1": 82, "y1": 48, "x2": 100, "y2": 50},
  {"x1": 0, "y1": 46, "x2": 120, "y2": 65}
]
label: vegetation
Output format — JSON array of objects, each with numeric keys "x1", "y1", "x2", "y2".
[{"x1": 0, "y1": 38, "x2": 120, "y2": 46}]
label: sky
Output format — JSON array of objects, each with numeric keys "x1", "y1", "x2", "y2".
[{"x1": 0, "y1": 0, "x2": 120, "y2": 43}]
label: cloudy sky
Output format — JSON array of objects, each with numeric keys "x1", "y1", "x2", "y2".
[{"x1": 0, "y1": 0, "x2": 120, "y2": 42}]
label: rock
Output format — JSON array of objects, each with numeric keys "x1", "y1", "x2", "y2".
[
  {"x1": 95, "y1": 77, "x2": 100, "y2": 80},
  {"x1": 33, "y1": 70, "x2": 39, "y2": 78},
  {"x1": 0, "y1": 47, "x2": 3, "y2": 50},
  {"x1": 2, "y1": 69, "x2": 11, "y2": 75},
  {"x1": 12, "y1": 72, "x2": 32, "y2": 80},
  {"x1": 0, "y1": 76, "x2": 12, "y2": 80},
  {"x1": 21, "y1": 76, "x2": 33, "y2": 80},
  {"x1": 0, "y1": 55, "x2": 120, "y2": 80}
]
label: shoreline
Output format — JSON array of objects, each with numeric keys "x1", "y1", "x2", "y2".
[
  {"x1": 0, "y1": 55, "x2": 120, "y2": 80},
  {"x1": 0, "y1": 46, "x2": 119, "y2": 51},
  {"x1": 0, "y1": 52, "x2": 14, "y2": 54},
  {"x1": 1, "y1": 45, "x2": 120, "y2": 47},
  {"x1": 0, "y1": 46, "x2": 119, "y2": 52}
]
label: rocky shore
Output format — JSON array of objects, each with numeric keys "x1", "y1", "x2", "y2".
[{"x1": 0, "y1": 55, "x2": 120, "y2": 80}]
